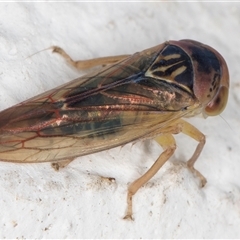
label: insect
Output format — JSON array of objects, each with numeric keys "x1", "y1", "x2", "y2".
[{"x1": 0, "y1": 39, "x2": 229, "y2": 220}]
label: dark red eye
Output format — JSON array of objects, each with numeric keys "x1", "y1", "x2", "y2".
[{"x1": 204, "y1": 86, "x2": 229, "y2": 116}]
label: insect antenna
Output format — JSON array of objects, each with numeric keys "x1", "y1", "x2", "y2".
[
  {"x1": 219, "y1": 114, "x2": 232, "y2": 131},
  {"x1": 24, "y1": 46, "x2": 53, "y2": 60}
]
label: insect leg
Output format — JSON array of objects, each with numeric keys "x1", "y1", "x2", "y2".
[
  {"x1": 124, "y1": 134, "x2": 176, "y2": 220},
  {"x1": 51, "y1": 158, "x2": 74, "y2": 171},
  {"x1": 51, "y1": 46, "x2": 130, "y2": 70},
  {"x1": 152, "y1": 119, "x2": 206, "y2": 187},
  {"x1": 178, "y1": 119, "x2": 207, "y2": 187}
]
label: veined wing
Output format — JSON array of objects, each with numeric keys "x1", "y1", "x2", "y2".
[{"x1": 0, "y1": 43, "x2": 199, "y2": 162}]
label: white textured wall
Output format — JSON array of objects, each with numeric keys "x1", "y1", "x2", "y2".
[{"x1": 0, "y1": 2, "x2": 239, "y2": 238}]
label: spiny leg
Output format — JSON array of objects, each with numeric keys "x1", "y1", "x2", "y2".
[
  {"x1": 124, "y1": 134, "x2": 176, "y2": 220},
  {"x1": 51, "y1": 46, "x2": 130, "y2": 70}
]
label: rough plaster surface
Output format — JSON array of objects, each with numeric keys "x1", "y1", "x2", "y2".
[{"x1": 0, "y1": 2, "x2": 240, "y2": 238}]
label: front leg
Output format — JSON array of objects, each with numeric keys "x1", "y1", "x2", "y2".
[
  {"x1": 124, "y1": 134, "x2": 176, "y2": 220},
  {"x1": 124, "y1": 119, "x2": 206, "y2": 220},
  {"x1": 179, "y1": 119, "x2": 206, "y2": 187},
  {"x1": 154, "y1": 119, "x2": 206, "y2": 187}
]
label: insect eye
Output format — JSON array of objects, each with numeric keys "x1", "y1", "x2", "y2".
[{"x1": 204, "y1": 86, "x2": 229, "y2": 116}]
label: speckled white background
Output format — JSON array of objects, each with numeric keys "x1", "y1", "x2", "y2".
[{"x1": 0, "y1": 2, "x2": 240, "y2": 238}]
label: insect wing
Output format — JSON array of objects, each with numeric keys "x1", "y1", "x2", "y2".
[{"x1": 0, "y1": 43, "x2": 198, "y2": 163}]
